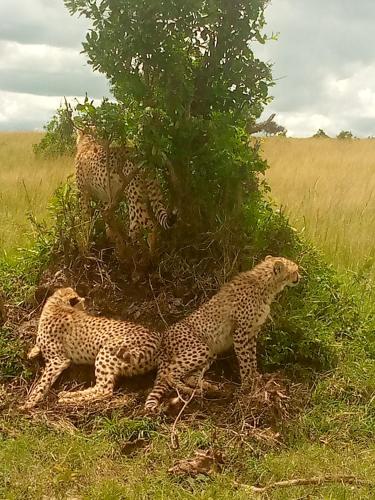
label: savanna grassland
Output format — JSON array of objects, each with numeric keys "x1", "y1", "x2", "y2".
[
  {"x1": 1, "y1": 133, "x2": 375, "y2": 498},
  {"x1": 1, "y1": 133, "x2": 374, "y2": 277},
  {"x1": 263, "y1": 137, "x2": 375, "y2": 279},
  {"x1": 0, "y1": 132, "x2": 73, "y2": 255}
]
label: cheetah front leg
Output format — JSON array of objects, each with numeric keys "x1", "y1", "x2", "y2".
[
  {"x1": 22, "y1": 357, "x2": 71, "y2": 410},
  {"x1": 233, "y1": 326, "x2": 260, "y2": 390}
]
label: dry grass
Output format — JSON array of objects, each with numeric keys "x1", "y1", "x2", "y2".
[
  {"x1": 0, "y1": 132, "x2": 73, "y2": 254},
  {"x1": 263, "y1": 137, "x2": 375, "y2": 276},
  {"x1": 1, "y1": 132, "x2": 375, "y2": 281}
]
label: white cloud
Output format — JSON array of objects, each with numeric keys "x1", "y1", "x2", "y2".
[
  {"x1": 0, "y1": 0, "x2": 89, "y2": 48},
  {"x1": 1, "y1": 0, "x2": 375, "y2": 135},
  {"x1": 0, "y1": 91, "x2": 99, "y2": 131},
  {"x1": 258, "y1": 0, "x2": 375, "y2": 137},
  {"x1": 0, "y1": 40, "x2": 109, "y2": 98},
  {"x1": 0, "y1": 41, "x2": 79, "y2": 73}
]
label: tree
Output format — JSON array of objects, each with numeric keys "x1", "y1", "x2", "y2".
[
  {"x1": 64, "y1": 0, "x2": 273, "y2": 235},
  {"x1": 313, "y1": 129, "x2": 330, "y2": 138},
  {"x1": 336, "y1": 130, "x2": 354, "y2": 140}
]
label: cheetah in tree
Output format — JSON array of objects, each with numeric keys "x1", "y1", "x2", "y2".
[
  {"x1": 23, "y1": 287, "x2": 162, "y2": 409},
  {"x1": 75, "y1": 129, "x2": 177, "y2": 257},
  {"x1": 144, "y1": 256, "x2": 300, "y2": 412}
]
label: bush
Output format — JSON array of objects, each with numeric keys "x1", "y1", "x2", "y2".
[
  {"x1": 33, "y1": 101, "x2": 76, "y2": 158},
  {"x1": 0, "y1": 328, "x2": 30, "y2": 381}
]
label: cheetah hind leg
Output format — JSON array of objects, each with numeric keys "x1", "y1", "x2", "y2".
[
  {"x1": 184, "y1": 372, "x2": 220, "y2": 395},
  {"x1": 167, "y1": 355, "x2": 214, "y2": 400},
  {"x1": 102, "y1": 205, "x2": 129, "y2": 261},
  {"x1": 58, "y1": 385, "x2": 113, "y2": 405},
  {"x1": 58, "y1": 352, "x2": 117, "y2": 405}
]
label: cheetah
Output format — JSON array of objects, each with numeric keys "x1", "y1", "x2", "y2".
[
  {"x1": 23, "y1": 287, "x2": 162, "y2": 409},
  {"x1": 75, "y1": 129, "x2": 176, "y2": 256},
  {"x1": 144, "y1": 256, "x2": 300, "y2": 412}
]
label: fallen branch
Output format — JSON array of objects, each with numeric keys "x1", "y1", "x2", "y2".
[
  {"x1": 240, "y1": 475, "x2": 374, "y2": 493},
  {"x1": 246, "y1": 113, "x2": 276, "y2": 134}
]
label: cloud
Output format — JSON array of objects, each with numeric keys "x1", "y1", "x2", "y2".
[
  {"x1": 0, "y1": 91, "x2": 99, "y2": 131},
  {"x1": 257, "y1": 0, "x2": 375, "y2": 136},
  {"x1": 1, "y1": 0, "x2": 375, "y2": 135},
  {"x1": 0, "y1": 41, "x2": 109, "y2": 97},
  {"x1": 0, "y1": 0, "x2": 88, "y2": 48},
  {"x1": 0, "y1": 0, "x2": 109, "y2": 130}
]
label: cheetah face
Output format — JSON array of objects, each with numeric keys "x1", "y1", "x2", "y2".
[
  {"x1": 265, "y1": 256, "x2": 301, "y2": 287},
  {"x1": 51, "y1": 287, "x2": 86, "y2": 310}
]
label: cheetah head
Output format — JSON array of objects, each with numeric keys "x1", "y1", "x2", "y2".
[
  {"x1": 76, "y1": 126, "x2": 97, "y2": 147},
  {"x1": 51, "y1": 287, "x2": 86, "y2": 310},
  {"x1": 265, "y1": 255, "x2": 301, "y2": 287}
]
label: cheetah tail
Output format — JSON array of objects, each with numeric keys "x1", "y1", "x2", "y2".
[
  {"x1": 144, "y1": 377, "x2": 170, "y2": 412},
  {"x1": 145, "y1": 177, "x2": 177, "y2": 230},
  {"x1": 27, "y1": 345, "x2": 41, "y2": 360}
]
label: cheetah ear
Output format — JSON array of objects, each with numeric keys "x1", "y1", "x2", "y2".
[
  {"x1": 273, "y1": 260, "x2": 285, "y2": 275},
  {"x1": 69, "y1": 297, "x2": 80, "y2": 307},
  {"x1": 265, "y1": 255, "x2": 273, "y2": 260}
]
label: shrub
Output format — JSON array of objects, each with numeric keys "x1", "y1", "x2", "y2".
[
  {"x1": 33, "y1": 101, "x2": 76, "y2": 158},
  {"x1": 337, "y1": 130, "x2": 354, "y2": 140}
]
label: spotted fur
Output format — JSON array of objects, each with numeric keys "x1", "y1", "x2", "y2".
[
  {"x1": 144, "y1": 256, "x2": 300, "y2": 412},
  {"x1": 75, "y1": 130, "x2": 176, "y2": 250},
  {"x1": 23, "y1": 287, "x2": 162, "y2": 409}
]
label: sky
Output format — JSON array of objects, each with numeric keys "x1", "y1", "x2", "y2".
[{"x1": 0, "y1": 0, "x2": 374, "y2": 137}]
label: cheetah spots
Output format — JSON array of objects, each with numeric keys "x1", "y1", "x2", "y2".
[
  {"x1": 23, "y1": 287, "x2": 162, "y2": 409},
  {"x1": 145, "y1": 257, "x2": 299, "y2": 411}
]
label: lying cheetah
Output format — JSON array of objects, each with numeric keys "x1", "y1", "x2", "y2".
[
  {"x1": 144, "y1": 256, "x2": 300, "y2": 412},
  {"x1": 75, "y1": 129, "x2": 176, "y2": 255},
  {"x1": 23, "y1": 287, "x2": 162, "y2": 409}
]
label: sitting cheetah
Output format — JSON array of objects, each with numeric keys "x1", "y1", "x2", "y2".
[
  {"x1": 144, "y1": 256, "x2": 300, "y2": 412},
  {"x1": 75, "y1": 129, "x2": 176, "y2": 256},
  {"x1": 23, "y1": 287, "x2": 162, "y2": 409}
]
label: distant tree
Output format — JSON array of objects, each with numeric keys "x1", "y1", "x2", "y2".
[
  {"x1": 336, "y1": 130, "x2": 354, "y2": 140},
  {"x1": 313, "y1": 129, "x2": 330, "y2": 138}
]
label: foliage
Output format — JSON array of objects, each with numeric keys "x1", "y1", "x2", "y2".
[
  {"x1": 63, "y1": 0, "x2": 273, "y2": 232},
  {"x1": 0, "y1": 328, "x2": 30, "y2": 380},
  {"x1": 33, "y1": 100, "x2": 76, "y2": 158},
  {"x1": 313, "y1": 128, "x2": 330, "y2": 138},
  {"x1": 28, "y1": 178, "x2": 103, "y2": 263},
  {"x1": 337, "y1": 130, "x2": 354, "y2": 140}
]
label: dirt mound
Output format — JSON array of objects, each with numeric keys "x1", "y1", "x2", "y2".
[{"x1": 2, "y1": 248, "x2": 309, "y2": 444}]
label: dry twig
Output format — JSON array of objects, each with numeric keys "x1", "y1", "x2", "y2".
[
  {"x1": 170, "y1": 389, "x2": 197, "y2": 450},
  {"x1": 239, "y1": 475, "x2": 374, "y2": 493}
]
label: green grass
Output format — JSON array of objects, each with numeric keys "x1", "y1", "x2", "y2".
[
  {"x1": 1, "y1": 133, "x2": 375, "y2": 498},
  {"x1": 1, "y1": 418, "x2": 375, "y2": 499}
]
